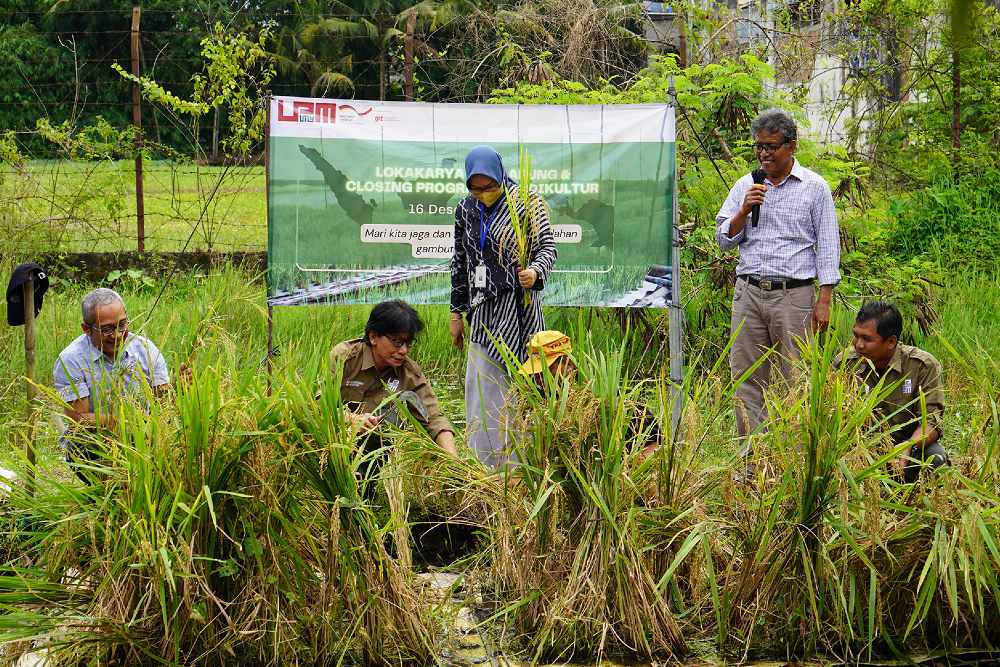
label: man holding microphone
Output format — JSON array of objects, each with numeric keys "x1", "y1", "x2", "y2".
[{"x1": 716, "y1": 108, "x2": 841, "y2": 446}]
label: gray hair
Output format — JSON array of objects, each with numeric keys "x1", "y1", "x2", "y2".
[
  {"x1": 751, "y1": 108, "x2": 798, "y2": 143},
  {"x1": 81, "y1": 288, "x2": 124, "y2": 325}
]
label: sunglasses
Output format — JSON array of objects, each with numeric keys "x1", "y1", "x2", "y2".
[
  {"x1": 89, "y1": 317, "x2": 129, "y2": 337},
  {"x1": 468, "y1": 183, "x2": 500, "y2": 195}
]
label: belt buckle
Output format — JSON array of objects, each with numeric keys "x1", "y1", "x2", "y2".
[{"x1": 759, "y1": 278, "x2": 772, "y2": 290}]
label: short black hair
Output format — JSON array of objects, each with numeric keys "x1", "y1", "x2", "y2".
[
  {"x1": 364, "y1": 300, "x2": 423, "y2": 344},
  {"x1": 856, "y1": 301, "x2": 902, "y2": 340},
  {"x1": 751, "y1": 108, "x2": 798, "y2": 144}
]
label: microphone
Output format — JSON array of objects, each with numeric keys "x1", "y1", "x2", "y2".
[{"x1": 751, "y1": 168, "x2": 767, "y2": 227}]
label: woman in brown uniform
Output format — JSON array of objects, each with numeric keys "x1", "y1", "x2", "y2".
[{"x1": 330, "y1": 300, "x2": 457, "y2": 457}]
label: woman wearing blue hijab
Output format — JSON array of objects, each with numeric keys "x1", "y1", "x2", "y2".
[{"x1": 450, "y1": 145, "x2": 557, "y2": 470}]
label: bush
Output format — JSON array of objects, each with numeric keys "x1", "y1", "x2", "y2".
[{"x1": 888, "y1": 170, "x2": 1000, "y2": 271}]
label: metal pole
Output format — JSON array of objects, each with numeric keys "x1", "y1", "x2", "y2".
[
  {"x1": 264, "y1": 95, "x2": 274, "y2": 396},
  {"x1": 667, "y1": 78, "x2": 685, "y2": 438},
  {"x1": 23, "y1": 278, "x2": 37, "y2": 495},
  {"x1": 266, "y1": 304, "x2": 274, "y2": 396},
  {"x1": 131, "y1": 6, "x2": 145, "y2": 253}
]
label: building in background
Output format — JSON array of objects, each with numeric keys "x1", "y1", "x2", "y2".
[{"x1": 644, "y1": 0, "x2": 903, "y2": 144}]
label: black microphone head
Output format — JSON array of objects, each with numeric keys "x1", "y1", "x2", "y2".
[{"x1": 752, "y1": 168, "x2": 767, "y2": 185}]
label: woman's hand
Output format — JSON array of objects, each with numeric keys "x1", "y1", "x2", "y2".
[
  {"x1": 518, "y1": 267, "x2": 538, "y2": 289},
  {"x1": 449, "y1": 314, "x2": 465, "y2": 349}
]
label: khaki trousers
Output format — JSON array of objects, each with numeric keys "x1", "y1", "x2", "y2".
[{"x1": 730, "y1": 279, "x2": 814, "y2": 438}]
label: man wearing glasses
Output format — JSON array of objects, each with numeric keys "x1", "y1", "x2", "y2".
[
  {"x1": 53, "y1": 287, "x2": 172, "y2": 475},
  {"x1": 715, "y1": 108, "x2": 841, "y2": 449}
]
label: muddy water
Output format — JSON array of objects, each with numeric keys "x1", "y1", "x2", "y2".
[{"x1": 420, "y1": 571, "x2": 805, "y2": 667}]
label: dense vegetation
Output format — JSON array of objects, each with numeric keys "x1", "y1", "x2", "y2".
[
  {"x1": 0, "y1": 270, "x2": 998, "y2": 664},
  {"x1": 1, "y1": 0, "x2": 999, "y2": 663}
]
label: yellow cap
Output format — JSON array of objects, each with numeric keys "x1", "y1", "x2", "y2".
[{"x1": 519, "y1": 330, "x2": 572, "y2": 375}]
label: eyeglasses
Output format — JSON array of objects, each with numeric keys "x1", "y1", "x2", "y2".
[
  {"x1": 384, "y1": 334, "x2": 415, "y2": 350},
  {"x1": 753, "y1": 141, "x2": 789, "y2": 154},
  {"x1": 89, "y1": 317, "x2": 129, "y2": 337},
  {"x1": 468, "y1": 183, "x2": 500, "y2": 195}
]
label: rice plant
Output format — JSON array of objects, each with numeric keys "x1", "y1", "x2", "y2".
[
  {"x1": 1, "y1": 266, "x2": 999, "y2": 664},
  {"x1": 0, "y1": 354, "x2": 437, "y2": 665},
  {"x1": 711, "y1": 328, "x2": 1000, "y2": 661},
  {"x1": 498, "y1": 146, "x2": 549, "y2": 307},
  {"x1": 466, "y1": 336, "x2": 697, "y2": 662}
]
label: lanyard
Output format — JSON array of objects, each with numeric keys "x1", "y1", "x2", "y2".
[{"x1": 478, "y1": 201, "x2": 499, "y2": 253}]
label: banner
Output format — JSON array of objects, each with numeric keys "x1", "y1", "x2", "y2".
[{"x1": 267, "y1": 97, "x2": 675, "y2": 308}]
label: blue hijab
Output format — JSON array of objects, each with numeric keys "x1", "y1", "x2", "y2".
[{"x1": 464, "y1": 145, "x2": 514, "y2": 188}]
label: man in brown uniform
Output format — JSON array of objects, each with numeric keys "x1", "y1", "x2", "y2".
[
  {"x1": 330, "y1": 300, "x2": 456, "y2": 459},
  {"x1": 838, "y1": 301, "x2": 949, "y2": 483}
]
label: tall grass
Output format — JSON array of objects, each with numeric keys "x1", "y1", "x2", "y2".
[
  {"x1": 0, "y1": 354, "x2": 437, "y2": 664},
  {"x1": 1, "y1": 266, "x2": 999, "y2": 663},
  {"x1": 465, "y1": 337, "x2": 703, "y2": 662}
]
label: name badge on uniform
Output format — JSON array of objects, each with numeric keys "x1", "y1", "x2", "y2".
[
  {"x1": 902, "y1": 379, "x2": 913, "y2": 394},
  {"x1": 474, "y1": 263, "x2": 487, "y2": 289},
  {"x1": 386, "y1": 378, "x2": 400, "y2": 391},
  {"x1": 345, "y1": 380, "x2": 365, "y2": 388}
]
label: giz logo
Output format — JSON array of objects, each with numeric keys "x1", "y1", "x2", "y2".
[{"x1": 276, "y1": 100, "x2": 337, "y2": 123}]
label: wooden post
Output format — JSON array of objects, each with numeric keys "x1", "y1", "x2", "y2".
[
  {"x1": 952, "y1": 46, "x2": 961, "y2": 183},
  {"x1": 677, "y1": 9, "x2": 688, "y2": 67},
  {"x1": 131, "y1": 6, "x2": 146, "y2": 252},
  {"x1": 23, "y1": 278, "x2": 37, "y2": 495},
  {"x1": 404, "y1": 12, "x2": 417, "y2": 101}
]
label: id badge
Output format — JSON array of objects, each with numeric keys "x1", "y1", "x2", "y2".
[{"x1": 474, "y1": 263, "x2": 487, "y2": 289}]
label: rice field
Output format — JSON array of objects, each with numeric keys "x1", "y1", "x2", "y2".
[
  {"x1": 0, "y1": 265, "x2": 998, "y2": 665},
  {"x1": 0, "y1": 161, "x2": 266, "y2": 254}
]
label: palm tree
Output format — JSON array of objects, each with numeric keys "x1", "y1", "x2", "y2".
[
  {"x1": 275, "y1": 0, "x2": 457, "y2": 101},
  {"x1": 271, "y1": 14, "x2": 358, "y2": 97}
]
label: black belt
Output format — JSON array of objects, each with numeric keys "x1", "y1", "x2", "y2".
[{"x1": 739, "y1": 275, "x2": 813, "y2": 291}]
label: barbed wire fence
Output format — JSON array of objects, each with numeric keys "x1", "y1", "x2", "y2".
[
  {"x1": 0, "y1": 2, "x2": 947, "y2": 257},
  {"x1": 0, "y1": 8, "x2": 488, "y2": 256}
]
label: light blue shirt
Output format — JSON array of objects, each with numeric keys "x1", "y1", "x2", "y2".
[
  {"x1": 53, "y1": 333, "x2": 170, "y2": 416},
  {"x1": 715, "y1": 159, "x2": 841, "y2": 286}
]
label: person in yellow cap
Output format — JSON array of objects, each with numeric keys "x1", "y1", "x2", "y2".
[
  {"x1": 519, "y1": 330, "x2": 575, "y2": 383},
  {"x1": 519, "y1": 330, "x2": 661, "y2": 463}
]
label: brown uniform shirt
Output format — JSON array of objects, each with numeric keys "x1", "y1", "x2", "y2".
[
  {"x1": 329, "y1": 339, "x2": 452, "y2": 440},
  {"x1": 837, "y1": 344, "x2": 945, "y2": 441}
]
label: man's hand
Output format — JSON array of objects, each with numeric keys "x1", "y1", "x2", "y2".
[
  {"x1": 518, "y1": 267, "x2": 538, "y2": 289},
  {"x1": 812, "y1": 300, "x2": 831, "y2": 331},
  {"x1": 739, "y1": 184, "x2": 768, "y2": 216},
  {"x1": 812, "y1": 285, "x2": 834, "y2": 332},
  {"x1": 449, "y1": 315, "x2": 465, "y2": 349},
  {"x1": 890, "y1": 455, "x2": 908, "y2": 481},
  {"x1": 178, "y1": 362, "x2": 193, "y2": 385},
  {"x1": 350, "y1": 412, "x2": 381, "y2": 433},
  {"x1": 64, "y1": 399, "x2": 115, "y2": 430}
]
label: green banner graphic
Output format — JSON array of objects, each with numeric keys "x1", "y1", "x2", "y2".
[{"x1": 267, "y1": 98, "x2": 675, "y2": 307}]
